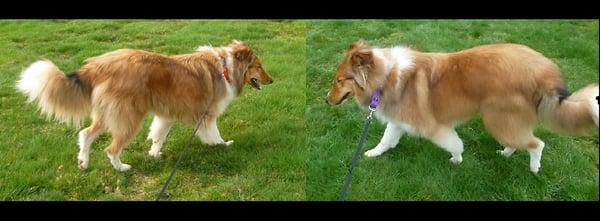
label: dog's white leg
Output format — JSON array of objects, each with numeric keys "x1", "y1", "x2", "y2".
[
  {"x1": 147, "y1": 116, "x2": 173, "y2": 158},
  {"x1": 77, "y1": 126, "x2": 103, "y2": 170},
  {"x1": 365, "y1": 122, "x2": 403, "y2": 157},
  {"x1": 497, "y1": 146, "x2": 516, "y2": 158},
  {"x1": 196, "y1": 118, "x2": 233, "y2": 146},
  {"x1": 432, "y1": 128, "x2": 464, "y2": 164},
  {"x1": 527, "y1": 140, "x2": 545, "y2": 174},
  {"x1": 106, "y1": 149, "x2": 130, "y2": 172}
]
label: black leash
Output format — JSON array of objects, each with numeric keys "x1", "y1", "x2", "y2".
[
  {"x1": 338, "y1": 109, "x2": 375, "y2": 201},
  {"x1": 339, "y1": 89, "x2": 381, "y2": 201},
  {"x1": 155, "y1": 118, "x2": 204, "y2": 201}
]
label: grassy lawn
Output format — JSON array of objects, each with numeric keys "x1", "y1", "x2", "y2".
[
  {"x1": 1, "y1": 19, "x2": 597, "y2": 201},
  {"x1": 0, "y1": 20, "x2": 306, "y2": 200},
  {"x1": 306, "y1": 20, "x2": 599, "y2": 200}
]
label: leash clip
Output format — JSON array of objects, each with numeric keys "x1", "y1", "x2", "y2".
[{"x1": 367, "y1": 108, "x2": 375, "y2": 119}]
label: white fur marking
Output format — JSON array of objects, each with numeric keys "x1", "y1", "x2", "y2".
[
  {"x1": 196, "y1": 45, "x2": 220, "y2": 57},
  {"x1": 372, "y1": 47, "x2": 414, "y2": 88},
  {"x1": 196, "y1": 118, "x2": 233, "y2": 146},
  {"x1": 147, "y1": 116, "x2": 172, "y2": 158},
  {"x1": 365, "y1": 122, "x2": 404, "y2": 157},
  {"x1": 497, "y1": 146, "x2": 516, "y2": 158},
  {"x1": 77, "y1": 127, "x2": 103, "y2": 170},
  {"x1": 16, "y1": 60, "x2": 55, "y2": 102},
  {"x1": 373, "y1": 111, "x2": 391, "y2": 124},
  {"x1": 527, "y1": 141, "x2": 545, "y2": 174},
  {"x1": 372, "y1": 49, "x2": 392, "y2": 75},
  {"x1": 107, "y1": 151, "x2": 130, "y2": 172},
  {"x1": 433, "y1": 129, "x2": 464, "y2": 164},
  {"x1": 373, "y1": 113, "x2": 417, "y2": 135},
  {"x1": 390, "y1": 46, "x2": 414, "y2": 71},
  {"x1": 215, "y1": 53, "x2": 236, "y2": 116}
]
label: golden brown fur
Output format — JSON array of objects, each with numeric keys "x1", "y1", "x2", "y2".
[
  {"x1": 17, "y1": 40, "x2": 273, "y2": 171},
  {"x1": 326, "y1": 40, "x2": 598, "y2": 173}
]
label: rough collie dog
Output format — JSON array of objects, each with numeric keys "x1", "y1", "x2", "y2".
[
  {"x1": 326, "y1": 40, "x2": 598, "y2": 174},
  {"x1": 16, "y1": 40, "x2": 273, "y2": 171}
]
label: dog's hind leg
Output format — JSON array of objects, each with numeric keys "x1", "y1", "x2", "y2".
[
  {"x1": 365, "y1": 122, "x2": 404, "y2": 157},
  {"x1": 481, "y1": 102, "x2": 542, "y2": 173},
  {"x1": 147, "y1": 115, "x2": 173, "y2": 158},
  {"x1": 77, "y1": 113, "x2": 104, "y2": 170},
  {"x1": 103, "y1": 109, "x2": 144, "y2": 172},
  {"x1": 430, "y1": 127, "x2": 464, "y2": 164},
  {"x1": 196, "y1": 115, "x2": 233, "y2": 146},
  {"x1": 105, "y1": 136, "x2": 133, "y2": 172},
  {"x1": 526, "y1": 138, "x2": 545, "y2": 174}
]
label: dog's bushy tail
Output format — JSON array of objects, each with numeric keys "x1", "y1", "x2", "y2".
[
  {"x1": 538, "y1": 83, "x2": 599, "y2": 135},
  {"x1": 16, "y1": 60, "x2": 92, "y2": 126}
]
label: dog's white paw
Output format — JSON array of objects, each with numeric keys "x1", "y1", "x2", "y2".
[
  {"x1": 449, "y1": 156, "x2": 463, "y2": 165},
  {"x1": 224, "y1": 140, "x2": 234, "y2": 146},
  {"x1": 497, "y1": 147, "x2": 515, "y2": 158},
  {"x1": 496, "y1": 150, "x2": 504, "y2": 156},
  {"x1": 77, "y1": 158, "x2": 88, "y2": 170},
  {"x1": 116, "y1": 163, "x2": 131, "y2": 172},
  {"x1": 530, "y1": 162, "x2": 540, "y2": 174},
  {"x1": 364, "y1": 148, "x2": 383, "y2": 157},
  {"x1": 148, "y1": 149, "x2": 162, "y2": 158},
  {"x1": 497, "y1": 150, "x2": 511, "y2": 158}
]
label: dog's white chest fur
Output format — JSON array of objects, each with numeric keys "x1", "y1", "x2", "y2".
[
  {"x1": 196, "y1": 45, "x2": 237, "y2": 116},
  {"x1": 374, "y1": 111, "x2": 418, "y2": 136},
  {"x1": 217, "y1": 81, "x2": 235, "y2": 116}
]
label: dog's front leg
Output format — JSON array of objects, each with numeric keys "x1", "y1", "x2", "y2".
[
  {"x1": 147, "y1": 116, "x2": 173, "y2": 158},
  {"x1": 365, "y1": 122, "x2": 404, "y2": 157},
  {"x1": 196, "y1": 117, "x2": 233, "y2": 146},
  {"x1": 430, "y1": 127, "x2": 464, "y2": 164}
]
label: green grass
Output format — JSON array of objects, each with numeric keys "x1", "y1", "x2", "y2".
[
  {"x1": 1, "y1": 19, "x2": 598, "y2": 201},
  {"x1": 306, "y1": 20, "x2": 599, "y2": 201},
  {"x1": 0, "y1": 20, "x2": 306, "y2": 200}
]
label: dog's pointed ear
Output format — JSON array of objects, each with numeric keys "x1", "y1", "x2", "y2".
[
  {"x1": 348, "y1": 40, "x2": 373, "y2": 67},
  {"x1": 351, "y1": 49, "x2": 373, "y2": 67},
  {"x1": 346, "y1": 40, "x2": 372, "y2": 89},
  {"x1": 231, "y1": 39, "x2": 244, "y2": 46},
  {"x1": 233, "y1": 44, "x2": 252, "y2": 61},
  {"x1": 348, "y1": 39, "x2": 369, "y2": 50}
]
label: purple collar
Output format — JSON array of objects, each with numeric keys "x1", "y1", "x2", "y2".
[{"x1": 369, "y1": 89, "x2": 382, "y2": 110}]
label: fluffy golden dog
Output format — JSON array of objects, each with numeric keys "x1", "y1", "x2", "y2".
[
  {"x1": 326, "y1": 40, "x2": 598, "y2": 173},
  {"x1": 17, "y1": 40, "x2": 273, "y2": 171}
]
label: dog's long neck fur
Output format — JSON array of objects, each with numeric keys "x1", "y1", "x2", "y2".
[
  {"x1": 367, "y1": 47, "x2": 452, "y2": 135},
  {"x1": 192, "y1": 46, "x2": 248, "y2": 95},
  {"x1": 356, "y1": 46, "x2": 416, "y2": 111}
]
